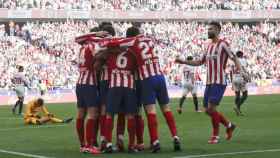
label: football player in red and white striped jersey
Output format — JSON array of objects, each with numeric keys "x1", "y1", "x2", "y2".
[
  {"x1": 176, "y1": 21, "x2": 244, "y2": 144},
  {"x1": 107, "y1": 27, "x2": 181, "y2": 153},
  {"x1": 74, "y1": 27, "x2": 109, "y2": 154}
]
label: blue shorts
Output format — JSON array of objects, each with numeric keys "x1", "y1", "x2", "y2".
[
  {"x1": 140, "y1": 75, "x2": 169, "y2": 106},
  {"x1": 203, "y1": 84, "x2": 227, "y2": 107},
  {"x1": 106, "y1": 87, "x2": 138, "y2": 115},
  {"x1": 76, "y1": 84, "x2": 100, "y2": 108},
  {"x1": 99, "y1": 80, "x2": 109, "y2": 105}
]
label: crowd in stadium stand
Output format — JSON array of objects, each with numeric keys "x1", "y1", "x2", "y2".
[
  {"x1": 0, "y1": 0, "x2": 280, "y2": 10},
  {"x1": 0, "y1": 20, "x2": 280, "y2": 89}
]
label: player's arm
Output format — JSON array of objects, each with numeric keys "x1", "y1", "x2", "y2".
[
  {"x1": 42, "y1": 106, "x2": 53, "y2": 117},
  {"x1": 75, "y1": 31, "x2": 108, "y2": 44},
  {"x1": 175, "y1": 56, "x2": 205, "y2": 66},
  {"x1": 106, "y1": 37, "x2": 136, "y2": 49}
]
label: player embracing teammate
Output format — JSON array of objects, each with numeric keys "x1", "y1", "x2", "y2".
[{"x1": 74, "y1": 24, "x2": 181, "y2": 154}]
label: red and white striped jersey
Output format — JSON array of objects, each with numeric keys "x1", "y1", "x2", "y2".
[
  {"x1": 107, "y1": 35, "x2": 163, "y2": 80},
  {"x1": 106, "y1": 51, "x2": 137, "y2": 89},
  {"x1": 12, "y1": 72, "x2": 29, "y2": 86},
  {"x1": 75, "y1": 34, "x2": 110, "y2": 85},
  {"x1": 201, "y1": 39, "x2": 235, "y2": 85}
]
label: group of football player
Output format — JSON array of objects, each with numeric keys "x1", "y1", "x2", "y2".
[{"x1": 73, "y1": 22, "x2": 181, "y2": 154}]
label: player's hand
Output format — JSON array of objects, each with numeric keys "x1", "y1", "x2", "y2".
[
  {"x1": 174, "y1": 57, "x2": 184, "y2": 64},
  {"x1": 95, "y1": 31, "x2": 108, "y2": 37},
  {"x1": 47, "y1": 113, "x2": 54, "y2": 117}
]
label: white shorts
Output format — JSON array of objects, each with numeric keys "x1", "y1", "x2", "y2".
[
  {"x1": 182, "y1": 82, "x2": 197, "y2": 96},
  {"x1": 14, "y1": 86, "x2": 25, "y2": 97},
  {"x1": 232, "y1": 75, "x2": 247, "y2": 92}
]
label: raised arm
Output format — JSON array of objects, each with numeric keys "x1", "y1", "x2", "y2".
[{"x1": 175, "y1": 55, "x2": 205, "y2": 66}]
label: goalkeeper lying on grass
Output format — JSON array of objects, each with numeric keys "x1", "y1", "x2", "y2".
[{"x1": 24, "y1": 98, "x2": 73, "y2": 125}]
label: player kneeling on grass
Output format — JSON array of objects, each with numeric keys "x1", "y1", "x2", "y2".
[{"x1": 24, "y1": 98, "x2": 73, "y2": 125}]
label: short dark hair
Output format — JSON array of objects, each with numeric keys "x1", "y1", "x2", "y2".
[
  {"x1": 102, "y1": 25, "x2": 115, "y2": 36},
  {"x1": 90, "y1": 27, "x2": 100, "y2": 32},
  {"x1": 37, "y1": 98, "x2": 44, "y2": 106},
  {"x1": 126, "y1": 26, "x2": 140, "y2": 37},
  {"x1": 209, "y1": 21, "x2": 221, "y2": 31},
  {"x1": 99, "y1": 22, "x2": 112, "y2": 29},
  {"x1": 236, "y1": 51, "x2": 244, "y2": 57},
  {"x1": 187, "y1": 56, "x2": 193, "y2": 61}
]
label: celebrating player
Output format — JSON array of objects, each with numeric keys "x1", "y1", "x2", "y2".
[
  {"x1": 107, "y1": 26, "x2": 181, "y2": 152},
  {"x1": 74, "y1": 28, "x2": 108, "y2": 154},
  {"x1": 175, "y1": 21, "x2": 244, "y2": 144}
]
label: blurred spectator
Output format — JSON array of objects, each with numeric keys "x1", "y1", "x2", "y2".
[
  {"x1": 0, "y1": 0, "x2": 279, "y2": 10},
  {"x1": 0, "y1": 20, "x2": 280, "y2": 89}
]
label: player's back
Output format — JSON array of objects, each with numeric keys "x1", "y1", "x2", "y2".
[
  {"x1": 75, "y1": 34, "x2": 110, "y2": 85},
  {"x1": 106, "y1": 50, "x2": 137, "y2": 88},
  {"x1": 130, "y1": 35, "x2": 162, "y2": 80}
]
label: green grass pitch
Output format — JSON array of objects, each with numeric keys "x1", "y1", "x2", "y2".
[{"x1": 0, "y1": 94, "x2": 279, "y2": 158}]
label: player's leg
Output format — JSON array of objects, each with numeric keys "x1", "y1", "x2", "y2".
[
  {"x1": 126, "y1": 113, "x2": 137, "y2": 152},
  {"x1": 234, "y1": 90, "x2": 241, "y2": 115},
  {"x1": 206, "y1": 84, "x2": 236, "y2": 143},
  {"x1": 135, "y1": 108, "x2": 145, "y2": 151},
  {"x1": 124, "y1": 88, "x2": 138, "y2": 153},
  {"x1": 135, "y1": 80, "x2": 145, "y2": 151},
  {"x1": 116, "y1": 112, "x2": 125, "y2": 152},
  {"x1": 18, "y1": 96, "x2": 24, "y2": 115},
  {"x1": 99, "y1": 104, "x2": 107, "y2": 150},
  {"x1": 75, "y1": 85, "x2": 87, "y2": 149},
  {"x1": 85, "y1": 107, "x2": 99, "y2": 148},
  {"x1": 99, "y1": 80, "x2": 109, "y2": 148},
  {"x1": 240, "y1": 90, "x2": 248, "y2": 106},
  {"x1": 104, "y1": 88, "x2": 122, "y2": 153},
  {"x1": 76, "y1": 107, "x2": 86, "y2": 148},
  {"x1": 192, "y1": 85, "x2": 200, "y2": 112},
  {"x1": 141, "y1": 78, "x2": 160, "y2": 153},
  {"x1": 81, "y1": 85, "x2": 101, "y2": 154},
  {"x1": 178, "y1": 87, "x2": 187, "y2": 114},
  {"x1": 12, "y1": 97, "x2": 21, "y2": 115},
  {"x1": 192, "y1": 94, "x2": 200, "y2": 112},
  {"x1": 156, "y1": 75, "x2": 181, "y2": 151}
]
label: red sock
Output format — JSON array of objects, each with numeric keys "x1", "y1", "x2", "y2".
[
  {"x1": 116, "y1": 113, "x2": 125, "y2": 140},
  {"x1": 99, "y1": 115, "x2": 106, "y2": 140},
  {"x1": 163, "y1": 111, "x2": 178, "y2": 137},
  {"x1": 92, "y1": 118, "x2": 99, "y2": 146},
  {"x1": 105, "y1": 116, "x2": 114, "y2": 143},
  {"x1": 127, "y1": 117, "x2": 136, "y2": 148},
  {"x1": 76, "y1": 118, "x2": 85, "y2": 147},
  {"x1": 210, "y1": 111, "x2": 220, "y2": 136},
  {"x1": 219, "y1": 112, "x2": 229, "y2": 128},
  {"x1": 135, "y1": 115, "x2": 144, "y2": 144},
  {"x1": 85, "y1": 119, "x2": 95, "y2": 147},
  {"x1": 147, "y1": 113, "x2": 158, "y2": 144}
]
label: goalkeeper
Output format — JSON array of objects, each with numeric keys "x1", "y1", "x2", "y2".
[{"x1": 24, "y1": 98, "x2": 73, "y2": 125}]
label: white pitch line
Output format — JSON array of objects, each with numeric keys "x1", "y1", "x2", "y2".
[
  {"x1": 0, "y1": 124, "x2": 68, "y2": 132},
  {"x1": 0, "y1": 149, "x2": 54, "y2": 158},
  {"x1": 0, "y1": 117, "x2": 22, "y2": 120},
  {"x1": 173, "y1": 149, "x2": 280, "y2": 158}
]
